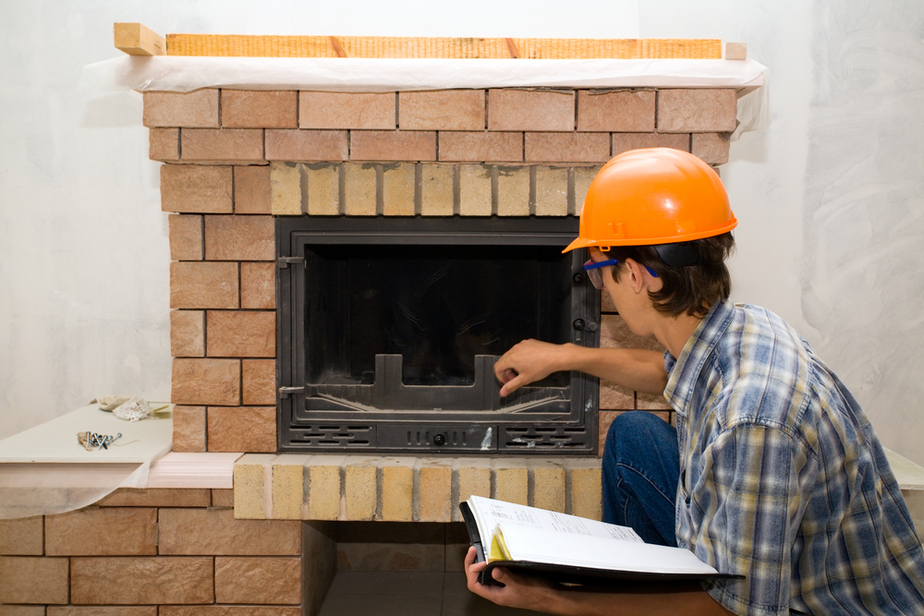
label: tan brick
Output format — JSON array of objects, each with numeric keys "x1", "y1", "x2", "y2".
[
  {"x1": 600, "y1": 381, "x2": 634, "y2": 410},
  {"x1": 241, "y1": 262, "x2": 275, "y2": 310},
  {"x1": 162, "y1": 608, "x2": 300, "y2": 616},
  {"x1": 455, "y1": 460, "x2": 491, "y2": 521},
  {"x1": 637, "y1": 393, "x2": 673, "y2": 411},
  {"x1": 0, "y1": 516, "x2": 43, "y2": 555},
  {"x1": 525, "y1": 132, "x2": 610, "y2": 163},
  {"x1": 181, "y1": 128, "x2": 265, "y2": 163},
  {"x1": 272, "y1": 458, "x2": 308, "y2": 520},
  {"x1": 399, "y1": 90, "x2": 485, "y2": 130},
  {"x1": 657, "y1": 89, "x2": 737, "y2": 133},
  {"x1": 420, "y1": 164, "x2": 454, "y2": 216},
  {"x1": 342, "y1": 162, "x2": 377, "y2": 216},
  {"x1": 235, "y1": 165, "x2": 272, "y2": 214},
  {"x1": 172, "y1": 358, "x2": 241, "y2": 406},
  {"x1": 45, "y1": 507, "x2": 156, "y2": 556},
  {"x1": 204, "y1": 214, "x2": 274, "y2": 261},
  {"x1": 569, "y1": 464, "x2": 603, "y2": 520},
  {"x1": 222, "y1": 90, "x2": 297, "y2": 128},
  {"x1": 215, "y1": 557, "x2": 301, "y2": 604},
  {"x1": 159, "y1": 508, "x2": 301, "y2": 555},
  {"x1": 418, "y1": 461, "x2": 452, "y2": 522},
  {"x1": 300, "y1": 91, "x2": 396, "y2": 130},
  {"x1": 350, "y1": 131, "x2": 436, "y2": 161},
  {"x1": 161, "y1": 165, "x2": 233, "y2": 214},
  {"x1": 168, "y1": 214, "x2": 203, "y2": 261},
  {"x1": 3, "y1": 605, "x2": 47, "y2": 616},
  {"x1": 439, "y1": 131, "x2": 522, "y2": 162},
  {"x1": 534, "y1": 166, "x2": 568, "y2": 216},
  {"x1": 208, "y1": 406, "x2": 275, "y2": 452},
  {"x1": 612, "y1": 132, "x2": 690, "y2": 156},
  {"x1": 494, "y1": 460, "x2": 528, "y2": 505},
  {"x1": 496, "y1": 166, "x2": 530, "y2": 216},
  {"x1": 144, "y1": 90, "x2": 219, "y2": 128},
  {"x1": 265, "y1": 129, "x2": 348, "y2": 161},
  {"x1": 304, "y1": 162, "x2": 341, "y2": 216},
  {"x1": 600, "y1": 315, "x2": 665, "y2": 412},
  {"x1": 344, "y1": 457, "x2": 378, "y2": 521},
  {"x1": 488, "y1": 89, "x2": 574, "y2": 131},
  {"x1": 692, "y1": 132, "x2": 730, "y2": 165},
  {"x1": 529, "y1": 462, "x2": 565, "y2": 512},
  {"x1": 382, "y1": 163, "x2": 417, "y2": 216},
  {"x1": 307, "y1": 456, "x2": 343, "y2": 521},
  {"x1": 170, "y1": 261, "x2": 239, "y2": 310},
  {"x1": 49, "y1": 608, "x2": 157, "y2": 616},
  {"x1": 577, "y1": 90, "x2": 656, "y2": 132},
  {"x1": 0, "y1": 556, "x2": 68, "y2": 604},
  {"x1": 96, "y1": 488, "x2": 211, "y2": 508},
  {"x1": 573, "y1": 165, "x2": 602, "y2": 216},
  {"x1": 458, "y1": 164, "x2": 493, "y2": 216},
  {"x1": 170, "y1": 310, "x2": 204, "y2": 357},
  {"x1": 212, "y1": 489, "x2": 235, "y2": 508},
  {"x1": 270, "y1": 161, "x2": 305, "y2": 216},
  {"x1": 71, "y1": 557, "x2": 213, "y2": 604},
  {"x1": 380, "y1": 458, "x2": 414, "y2": 521},
  {"x1": 234, "y1": 454, "x2": 274, "y2": 519},
  {"x1": 172, "y1": 405, "x2": 207, "y2": 452},
  {"x1": 150, "y1": 127, "x2": 180, "y2": 161},
  {"x1": 243, "y1": 359, "x2": 276, "y2": 405}
]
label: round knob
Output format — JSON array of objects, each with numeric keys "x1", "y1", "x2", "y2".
[
  {"x1": 573, "y1": 272, "x2": 586, "y2": 284},
  {"x1": 433, "y1": 434, "x2": 446, "y2": 446},
  {"x1": 573, "y1": 318, "x2": 585, "y2": 331}
]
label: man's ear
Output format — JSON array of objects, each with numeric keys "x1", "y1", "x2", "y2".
[{"x1": 623, "y1": 259, "x2": 648, "y2": 294}]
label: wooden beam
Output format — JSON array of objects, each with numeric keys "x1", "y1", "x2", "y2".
[{"x1": 114, "y1": 23, "x2": 166, "y2": 56}]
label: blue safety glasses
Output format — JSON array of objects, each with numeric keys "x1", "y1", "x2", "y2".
[{"x1": 583, "y1": 259, "x2": 659, "y2": 289}]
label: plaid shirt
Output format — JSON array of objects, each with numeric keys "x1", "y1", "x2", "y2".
[{"x1": 664, "y1": 301, "x2": 924, "y2": 615}]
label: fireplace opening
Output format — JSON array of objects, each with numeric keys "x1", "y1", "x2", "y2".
[{"x1": 277, "y1": 217, "x2": 600, "y2": 454}]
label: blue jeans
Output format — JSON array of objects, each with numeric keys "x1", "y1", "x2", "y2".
[{"x1": 602, "y1": 411, "x2": 680, "y2": 546}]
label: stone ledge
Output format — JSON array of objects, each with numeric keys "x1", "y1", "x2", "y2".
[{"x1": 233, "y1": 454, "x2": 602, "y2": 523}]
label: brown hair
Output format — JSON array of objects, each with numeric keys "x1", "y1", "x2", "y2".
[{"x1": 604, "y1": 233, "x2": 735, "y2": 318}]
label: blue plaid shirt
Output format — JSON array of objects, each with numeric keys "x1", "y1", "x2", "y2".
[{"x1": 664, "y1": 301, "x2": 924, "y2": 615}]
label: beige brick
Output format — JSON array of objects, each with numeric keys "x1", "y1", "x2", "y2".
[
  {"x1": 234, "y1": 454, "x2": 274, "y2": 519},
  {"x1": 0, "y1": 556, "x2": 68, "y2": 604},
  {"x1": 350, "y1": 130, "x2": 436, "y2": 161},
  {"x1": 569, "y1": 464, "x2": 603, "y2": 520},
  {"x1": 265, "y1": 129, "x2": 348, "y2": 161},
  {"x1": 399, "y1": 90, "x2": 485, "y2": 130},
  {"x1": 45, "y1": 507, "x2": 156, "y2": 556},
  {"x1": 300, "y1": 91, "x2": 396, "y2": 130},
  {"x1": 494, "y1": 460, "x2": 528, "y2": 505},
  {"x1": 208, "y1": 406, "x2": 276, "y2": 453},
  {"x1": 600, "y1": 380, "x2": 635, "y2": 410},
  {"x1": 657, "y1": 89, "x2": 737, "y2": 133},
  {"x1": 161, "y1": 165, "x2": 233, "y2": 214},
  {"x1": 270, "y1": 161, "x2": 305, "y2": 216},
  {"x1": 573, "y1": 165, "x2": 602, "y2": 216},
  {"x1": 439, "y1": 131, "x2": 522, "y2": 162},
  {"x1": 382, "y1": 163, "x2": 417, "y2": 216},
  {"x1": 496, "y1": 166, "x2": 530, "y2": 216},
  {"x1": 272, "y1": 457, "x2": 309, "y2": 520},
  {"x1": 169, "y1": 214, "x2": 203, "y2": 261},
  {"x1": 488, "y1": 89, "x2": 574, "y2": 131},
  {"x1": 0, "y1": 516, "x2": 43, "y2": 555},
  {"x1": 204, "y1": 214, "x2": 274, "y2": 261},
  {"x1": 172, "y1": 358, "x2": 241, "y2": 406},
  {"x1": 96, "y1": 488, "x2": 211, "y2": 508},
  {"x1": 71, "y1": 557, "x2": 213, "y2": 604},
  {"x1": 234, "y1": 165, "x2": 272, "y2": 214},
  {"x1": 534, "y1": 166, "x2": 569, "y2": 216},
  {"x1": 418, "y1": 461, "x2": 452, "y2": 522},
  {"x1": 170, "y1": 309, "x2": 204, "y2": 357},
  {"x1": 212, "y1": 489, "x2": 235, "y2": 508},
  {"x1": 525, "y1": 132, "x2": 610, "y2": 163},
  {"x1": 380, "y1": 458, "x2": 414, "y2": 521},
  {"x1": 49, "y1": 609, "x2": 157, "y2": 616},
  {"x1": 598, "y1": 411, "x2": 622, "y2": 456},
  {"x1": 243, "y1": 359, "x2": 276, "y2": 405},
  {"x1": 530, "y1": 461, "x2": 565, "y2": 512},
  {"x1": 241, "y1": 262, "x2": 275, "y2": 310},
  {"x1": 692, "y1": 132, "x2": 730, "y2": 165},
  {"x1": 222, "y1": 90, "x2": 297, "y2": 128},
  {"x1": 343, "y1": 162, "x2": 377, "y2": 216},
  {"x1": 455, "y1": 460, "x2": 491, "y2": 521},
  {"x1": 172, "y1": 405, "x2": 207, "y2": 452},
  {"x1": 307, "y1": 456, "x2": 343, "y2": 521},
  {"x1": 344, "y1": 457, "x2": 378, "y2": 521},
  {"x1": 1, "y1": 605, "x2": 46, "y2": 616},
  {"x1": 215, "y1": 557, "x2": 301, "y2": 604},
  {"x1": 159, "y1": 508, "x2": 301, "y2": 555},
  {"x1": 612, "y1": 132, "x2": 690, "y2": 156},
  {"x1": 420, "y1": 164, "x2": 454, "y2": 216},
  {"x1": 304, "y1": 163, "x2": 341, "y2": 216},
  {"x1": 458, "y1": 164, "x2": 493, "y2": 216},
  {"x1": 637, "y1": 392, "x2": 673, "y2": 411},
  {"x1": 170, "y1": 261, "x2": 238, "y2": 310},
  {"x1": 144, "y1": 90, "x2": 219, "y2": 128},
  {"x1": 725, "y1": 42, "x2": 748, "y2": 61},
  {"x1": 577, "y1": 90, "x2": 656, "y2": 132},
  {"x1": 150, "y1": 127, "x2": 180, "y2": 161},
  {"x1": 181, "y1": 128, "x2": 265, "y2": 163},
  {"x1": 162, "y1": 608, "x2": 300, "y2": 616}
]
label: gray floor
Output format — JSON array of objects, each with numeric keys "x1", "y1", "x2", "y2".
[{"x1": 319, "y1": 571, "x2": 547, "y2": 616}]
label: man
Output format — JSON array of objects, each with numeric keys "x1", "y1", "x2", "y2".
[{"x1": 464, "y1": 148, "x2": 924, "y2": 615}]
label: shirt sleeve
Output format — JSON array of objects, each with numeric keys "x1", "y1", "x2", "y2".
[{"x1": 681, "y1": 423, "x2": 812, "y2": 616}]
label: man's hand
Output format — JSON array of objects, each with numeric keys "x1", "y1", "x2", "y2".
[
  {"x1": 464, "y1": 546, "x2": 561, "y2": 613},
  {"x1": 494, "y1": 339, "x2": 572, "y2": 397}
]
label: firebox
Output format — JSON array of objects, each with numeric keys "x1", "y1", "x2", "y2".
[{"x1": 276, "y1": 216, "x2": 600, "y2": 454}]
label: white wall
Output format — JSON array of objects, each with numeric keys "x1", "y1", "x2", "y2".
[{"x1": 2, "y1": 1, "x2": 922, "y2": 464}]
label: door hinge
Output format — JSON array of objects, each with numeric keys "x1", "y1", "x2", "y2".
[
  {"x1": 277, "y1": 257, "x2": 305, "y2": 269},
  {"x1": 279, "y1": 386, "x2": 306, "y2": 399}
]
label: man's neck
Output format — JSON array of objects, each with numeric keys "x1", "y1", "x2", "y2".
[{"x1": 653, "y1": 311, "x2": 706, "y2": 359}]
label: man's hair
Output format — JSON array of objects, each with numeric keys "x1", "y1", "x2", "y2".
[{"x1": 604, "y1": 232, "x2": 735, "y2": 318}]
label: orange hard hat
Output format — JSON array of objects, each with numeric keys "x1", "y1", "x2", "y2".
[{"x1": 563, "y1": 148, "x2": 737, "y2": 253}]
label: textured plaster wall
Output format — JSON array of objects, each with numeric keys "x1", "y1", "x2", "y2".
[{"x1": 2, "y1": 0, "x2": 923, "y2": 464}]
